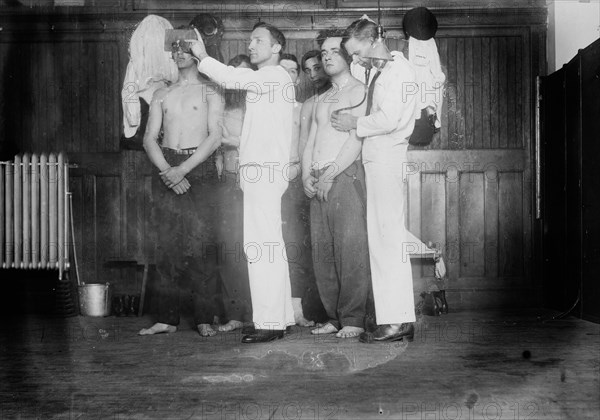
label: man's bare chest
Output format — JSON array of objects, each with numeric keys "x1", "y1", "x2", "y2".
[{"x1": 162, "y1": 86, "x2": 207, "y2": 114}]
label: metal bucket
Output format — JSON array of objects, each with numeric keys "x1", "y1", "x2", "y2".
[{"x1": 78, "y1": 283, "x2": 111, "y2": 317}]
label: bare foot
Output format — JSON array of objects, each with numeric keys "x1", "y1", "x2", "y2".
[
  {"x1": 292, "y1": 297, "x2": 315, "y2": 327},
  {"x1": 217, "y1": 320, "x2": 244, "y2": 332},
  {"x1": 311, "y1": 322, "x2": 339, "y2": 335},
  {"x1": 138, "y1": 323, "x2": 177, "y2": 336},
  {"x1": 336, "y1": 326, "x2": 364, "y2": 338},
  {"x1": 198, "y1": 323, "x2": 217, "y2": 337}
]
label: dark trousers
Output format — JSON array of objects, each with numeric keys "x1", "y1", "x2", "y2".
[
  {"x1": 310, "y1": 161, "x2": 370, "y2": 329},
  {"x1": 216, "y1": 171, "x2": 252, "y2": 323},
  {"x1": 151, "y1": 152, "x2": 222, "y2": 326},
  {"x1": 281, "y1": 177, "x2": 327, "y2": 322}
]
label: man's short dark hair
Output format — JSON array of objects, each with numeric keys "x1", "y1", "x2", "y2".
[
  {"x1": 301, "y1": 50, "x2": 322, "y2": 71},
  {"x1": 316, "y1": 28, "x2": 347, "y2": 49},
  {"x1": 316, "y1": 28, "x2": 352, "y2": 64},
  {"x1": 280, "y1": 53, "x2": 299, "y2": 70},
  {"x1": 252, "y1": 22, "x2": 286, "y2": 55},
  {"x1": 341, "y1": 19, "x2": 377, "y2": 49}
]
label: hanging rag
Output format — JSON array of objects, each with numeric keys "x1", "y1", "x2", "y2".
[
  {"x1": 121, "y1": 15, "x2": 178, "y2": 139},
  {"x1": 408, "y1": 36, "x2": 446, "y2": 129}
]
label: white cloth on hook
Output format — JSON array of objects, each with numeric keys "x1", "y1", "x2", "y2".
[
  {"x1": 121, "y1": 15, "x2": 178, "y2": 138},
  {"x1": 408, "y1": 36, "x2": 445, "y2": 128}
]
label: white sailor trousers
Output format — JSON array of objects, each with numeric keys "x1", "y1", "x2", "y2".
[
  {"x1": 239, "y1": 165, "x2": 294, "y2": 330},
  {"x1": 363, "y1": 148, "x2": 416, "y2": 324}
]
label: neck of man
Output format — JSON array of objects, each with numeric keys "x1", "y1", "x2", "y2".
[
  {"x1": 331, "y1": 70, "x2": 351, "y2": 90},
  {"x1": 315, "y1": 80, "x2": 332, "y2": 95},
  {"x1": 257, "y1": 54, "x2": 281, "y2": 69},
  {"x1": 177, "y1": 66, "x2": 202, "y2": 84}
]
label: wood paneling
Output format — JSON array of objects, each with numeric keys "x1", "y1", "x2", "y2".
[
  {"x1": 0, "y1": 39, "x2": 121, "y2": 154},
  {"x1": 434, "y1": 34, "x2": 527, "y2": 151},
  {"x1": 0, "y1": 4, "x2": 546, "y2": 308}
]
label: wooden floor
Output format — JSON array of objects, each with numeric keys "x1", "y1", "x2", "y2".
[{"x1": 0, "y1": 309, "x2": 598, "y2": 420}]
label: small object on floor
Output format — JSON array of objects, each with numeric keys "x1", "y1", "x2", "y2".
[
  {"x1": 419, "y1": 290, "x2": 449, "y2": 316},
  {"x1": 122, "y1": 295, "x2": 131, "y2": 316},
  {"x1": 336, "y1": 326, "x2": 364, "y2": 338},
  {"x1": 138, "y1": 323, "x2": 177, "y2": 335},
  {"x1": 112, "y1": 295, "x2": 126, "y2": 317},
  {"x1": 197, "y1": 323, "x2": 217, "y2": 337},
  {"x1": 432, "y1": 290, "x2": 448, "y2": 314},
  {"x1": 128, "y1": 294, "x2": 140, "y2": 316},
  {"x1": 217, "y1": 320, "x2": 244, "y2": 332},
  {"x1": 359, "y1": 323, "x2": 414, "y2": 343},
  {"x1": 241, "y1": 329, "x2": 284, "y2": 343},
  {"x1": 311, "y1": 322, "x2": 339, "y2": 335}
]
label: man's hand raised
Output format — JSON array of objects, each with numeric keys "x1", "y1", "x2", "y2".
[{"x1": 186, "y1": 28, "x2": 209, "y2": 61}]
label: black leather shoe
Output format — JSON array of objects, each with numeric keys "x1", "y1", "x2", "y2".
[
  {"x1": 241, "y1": 329, "x2": 285, "y2": 343},
  {"x1": 359, "y1": 323, "x2": 414, "y2": 343}
]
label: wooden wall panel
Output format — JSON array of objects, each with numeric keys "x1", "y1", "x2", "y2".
[
  {"x1": 420, "y1": 172, "x2": 446, "y2": 278},
  {"x1": 498, "y1": 171, "x2": 524, "y2": 278},
  {"x1": 0, "y1": 40, "x2": 121, "y2": 155},
  {"x1": 459, "y1": 172, "x2": 485, "y2": 278},
  {"x1": 433, "y1": 35, "x2": 527, "y2": 151}
]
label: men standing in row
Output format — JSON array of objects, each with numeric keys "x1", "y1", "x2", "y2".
[
  {"x1": 302, "y1": 30, "x2": 370, "y2": 339},
  {"x1": 333, "y1": 18, "x2": 420, "y2": 343},
  {"x1": 189, "y1": 22, "x2": 295, "y2": 343}
]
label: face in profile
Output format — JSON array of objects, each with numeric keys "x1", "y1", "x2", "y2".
[
  {"x1": 280, "y1": 59, "x2": 299, "y2": 84},
  {"x1": 343, "y1": 37, "x2": 373, "y2": 69},
  {"x1": 248, "y1": 27, "x2": 280, "y2": 66},
  {"x1": 320, "y1": 37, "x2": 348, "y2": 76},
  {"x1": 303, "y1": 57, "x2": 326, "y2": 85}
]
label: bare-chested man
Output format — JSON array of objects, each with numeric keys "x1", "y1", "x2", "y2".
[
  {"x1": 139, "y1": 37, "x2": 224, "y2": 337},
  {"x1": 299, "y1": 50, "x2": 331, "y2": 160},
  {"x1": 215, "y1": 54, "x2": 255, "y2": 333},
  {"x1": 278, "y1": 53, "x2": 324, "y2": 327},
  {"x1": 301, "y1": 30, "x2": 370, "y2": 338}
]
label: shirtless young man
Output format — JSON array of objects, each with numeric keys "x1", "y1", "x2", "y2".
[
  {"x1": 139, "y1": 38, "x2": 224, "y2": 337},
  {"x1": 299, "y1": 50, "x2": 331, "y2": 159},
  {"x1": 215, "y1": 55, "x2": 254, "y2": 333},
  {"x1": 278, "y1": 53, "x2": 322, "y2": 327},
  {"x1": 301, "y1": 31, "x2": 370, "y2": 338}
]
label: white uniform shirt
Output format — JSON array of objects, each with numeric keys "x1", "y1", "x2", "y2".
[
  {"x1": 198, "y1": 57, "x2": 294, "y2": 168},
  {"x1": 356, "y1": 51, "x2": 419, "y2": 161}
]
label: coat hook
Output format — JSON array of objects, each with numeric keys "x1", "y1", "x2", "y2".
[
  {"x1": 50, "y1": 23, "x2": 55, "y2": 32},
  {"x1": 100, "y1": 20, "x2": 106, "y2": 32}
]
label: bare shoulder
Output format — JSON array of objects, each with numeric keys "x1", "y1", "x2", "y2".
[
  {"x1": 202, "y1": 79, "x2": 223, "y2": 95},
  {"x1": 152, "y1": 86, "x2": 170, "y2": 100}
]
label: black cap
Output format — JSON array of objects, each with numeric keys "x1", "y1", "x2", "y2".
[{"x1": 403, "y1": 7, "x2": 438, "y2": 41}]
